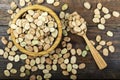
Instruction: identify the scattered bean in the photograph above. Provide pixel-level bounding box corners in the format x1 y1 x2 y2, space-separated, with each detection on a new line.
4 70 10 77
107 31 113 37
112 11 120 17
84 2 91 9
98 24 105 30
97 3 102 10
62 4 69 11
76 48 82 56
109 45 115 53
37 0 44 4
67 64 72 72
70 49 76 55
70 75 77 80
102 7 109 14
0 49 4 55
53 1 60 7
20 0 25 7
82 50 87 57
104 14 111 19
99 40 106 46
96 45 102 50
106 41 112 46
10 68 17 74
1 37 8 45
46 0 54 4
7 63 13 70
79 63 86 69
62 71 69 76
70 56 76 64
103 48 109 56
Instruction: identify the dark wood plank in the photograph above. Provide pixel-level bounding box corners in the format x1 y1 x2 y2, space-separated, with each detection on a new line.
0 0 120 79
0 24 120 79
1 0 120 26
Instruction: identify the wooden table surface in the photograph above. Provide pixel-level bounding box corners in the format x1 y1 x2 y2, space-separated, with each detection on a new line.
0 0 120 79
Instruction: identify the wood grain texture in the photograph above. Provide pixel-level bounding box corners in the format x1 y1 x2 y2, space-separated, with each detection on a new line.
0 0 120 79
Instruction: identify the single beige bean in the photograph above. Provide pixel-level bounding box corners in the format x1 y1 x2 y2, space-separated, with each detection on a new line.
102 7 109 14
38 64 45 70
37 0 44 4
20 54 27 60
46 0 54 4
103 48 109 56
84 2 91 9
30 59 36 66
79 63 86 69
64 59 69 64
9 51 16 56
112 11 120 17
106 41 112 46
63 53 70 59
99 40 106 46
20 66 25 72
98 24 105 30
107 31 113 37
104 14 111 19
96 45 102 50
20 0 25 7
7 42 13 48
20 73 26 77
67 64 72 72
45 58 52 64
58 58 64 64
94 9 100 14
44 73 52 79
59 11 65 19
3 52 8 59
14 55 20 62
62 71 69 76
31 66 38 72
60 63 67 69
10 1 17 10
4 70 10 77
1 36 8 45
72 64 78 69
10 68 17 74
7 63 13 70
53 1 60 6
97 3 102 10
94 14 101 18
96 35 102 42
72 69 77 74
0 49 4 55
100 17 106 24
70 75 77 80
8 56 14 61
70 49 76 55
109 45 115 53
92 18 100 23
52 65 57 71
62 4 69 11
70 56 76 64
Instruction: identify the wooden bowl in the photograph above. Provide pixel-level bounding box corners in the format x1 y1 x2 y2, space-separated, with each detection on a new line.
10 5 62 57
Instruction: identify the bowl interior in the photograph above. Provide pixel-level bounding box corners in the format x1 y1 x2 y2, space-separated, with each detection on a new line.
11 5 62 57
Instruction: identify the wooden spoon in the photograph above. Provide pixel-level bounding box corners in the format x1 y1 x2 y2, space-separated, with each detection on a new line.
78 31 107 70
69 12 107 70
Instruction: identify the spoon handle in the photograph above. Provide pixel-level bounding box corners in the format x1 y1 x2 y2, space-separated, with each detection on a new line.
82 34 107 70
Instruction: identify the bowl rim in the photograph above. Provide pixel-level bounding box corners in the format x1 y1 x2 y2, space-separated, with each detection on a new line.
10 5 62 57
